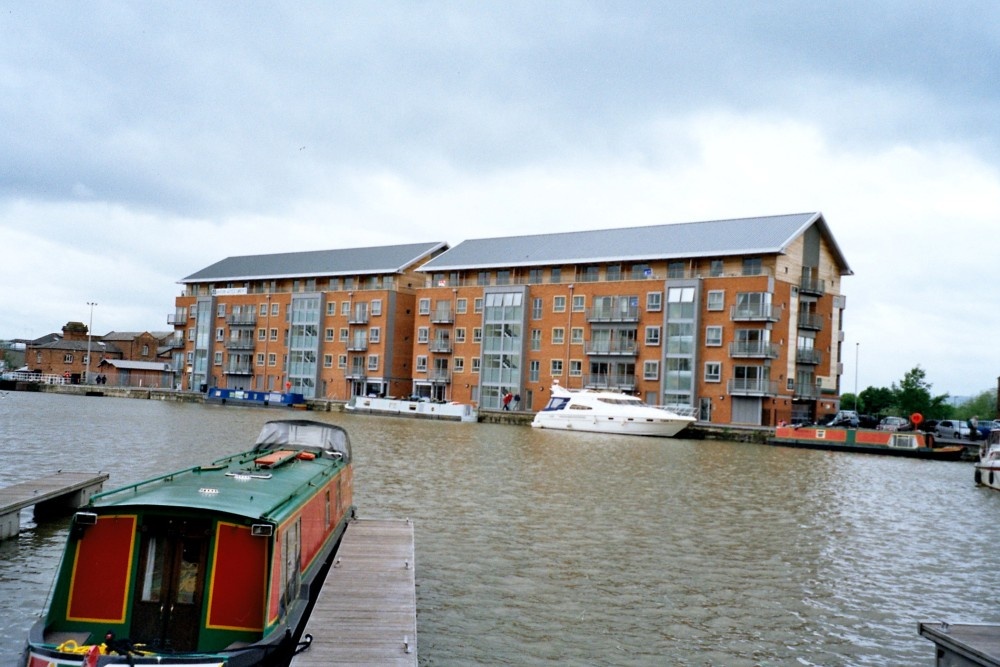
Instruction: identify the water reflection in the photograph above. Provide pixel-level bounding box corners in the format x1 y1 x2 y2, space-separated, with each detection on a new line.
1 392 998 666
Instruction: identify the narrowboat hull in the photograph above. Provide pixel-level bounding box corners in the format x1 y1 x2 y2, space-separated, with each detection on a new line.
22 420 354 667
345 396 478 422
769 426 964 460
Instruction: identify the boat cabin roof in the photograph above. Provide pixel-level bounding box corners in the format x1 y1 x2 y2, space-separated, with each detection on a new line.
89 420 349 523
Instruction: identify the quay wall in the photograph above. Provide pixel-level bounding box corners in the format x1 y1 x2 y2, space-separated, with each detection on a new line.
8 383 765 442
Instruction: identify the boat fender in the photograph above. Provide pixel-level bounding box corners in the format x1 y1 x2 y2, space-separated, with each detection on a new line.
925 433 935 449
975 470 981 485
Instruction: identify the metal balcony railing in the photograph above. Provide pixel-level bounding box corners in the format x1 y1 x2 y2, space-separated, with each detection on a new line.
727 378 779 396
728 341 779 359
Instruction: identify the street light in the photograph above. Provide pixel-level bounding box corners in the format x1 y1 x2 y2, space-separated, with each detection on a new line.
86 302 97 383
854 342 860 409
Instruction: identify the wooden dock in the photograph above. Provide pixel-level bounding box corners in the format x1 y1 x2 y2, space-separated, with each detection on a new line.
293 518 418 666
920 622 1000 666
0 471 109 539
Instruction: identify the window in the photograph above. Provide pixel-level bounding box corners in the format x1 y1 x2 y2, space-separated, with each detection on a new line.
645 326 661 346
553 296 566 313
260 303 268 316
667 287 695 319
646 292 662 312
550 267 561 284
454 357 465 372
63 353 74 363
217 304 226 317
529 360 540 382
572 295 585 312
569 360 583 376
496 270 511 285
418 298 430 315
705 325 723 346
552 328 565 345
323 354 333 368
710 260 724 277
367 355 379 371
704 362 722 383
338 354 347 369
532 298 543 319
371 299 382 316
417 327 429 343
256 353 265 366
271 303 279 316
369 327 380 343
643 360 659 380
416 355 428 372
341 301 350 316
477 271 489 286
631 263 651 279
456 298 468 314
339 328 349 342
215 328 224 342
328 277 341 291
471 358 481 373
582 265 599 282
606 264 621 281
668 261 685 278
742 257 762 276
473 327 483 343
268 353 277 367
213 351 223 365
325 328 334 341
528 268 544 284
571 327 584 344
474 298 483 313
550 359 563 376
455 328 467 343
707 290 724 311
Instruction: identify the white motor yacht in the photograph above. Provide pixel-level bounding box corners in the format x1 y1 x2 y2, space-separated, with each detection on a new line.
531 382 695 437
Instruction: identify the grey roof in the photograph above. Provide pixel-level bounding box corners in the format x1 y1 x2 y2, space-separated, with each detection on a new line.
99 359 172 372
180 241 448 283
419 212 852 275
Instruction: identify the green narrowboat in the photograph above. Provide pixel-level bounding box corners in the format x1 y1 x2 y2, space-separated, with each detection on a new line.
23 419 354 667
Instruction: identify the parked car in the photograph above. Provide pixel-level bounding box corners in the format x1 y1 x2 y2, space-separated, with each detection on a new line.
975 419 1000 440
935 419 970 440
877 416 910 431
824 410 859 428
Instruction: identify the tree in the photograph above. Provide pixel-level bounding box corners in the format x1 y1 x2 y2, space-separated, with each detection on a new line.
891 365 950 419
840 392 860 411
859 386 895 416
956 390 998 421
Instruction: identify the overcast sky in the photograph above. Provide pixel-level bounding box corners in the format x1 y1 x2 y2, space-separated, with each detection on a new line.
2 2 998 397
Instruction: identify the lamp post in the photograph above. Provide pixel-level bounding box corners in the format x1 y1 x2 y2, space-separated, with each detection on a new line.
86 301 97 383
854 342 859 410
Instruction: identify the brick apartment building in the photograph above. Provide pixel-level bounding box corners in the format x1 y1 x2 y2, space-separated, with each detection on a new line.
173 213 852 426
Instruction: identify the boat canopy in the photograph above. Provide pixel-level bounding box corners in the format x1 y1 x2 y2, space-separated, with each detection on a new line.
254 419 352 463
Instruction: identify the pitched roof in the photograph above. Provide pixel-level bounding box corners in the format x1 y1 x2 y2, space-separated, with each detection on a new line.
418 212 852 275
180 241 448 283
98 359 172 371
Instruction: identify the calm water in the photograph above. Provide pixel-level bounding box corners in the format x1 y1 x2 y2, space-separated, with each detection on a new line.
1 391 998 666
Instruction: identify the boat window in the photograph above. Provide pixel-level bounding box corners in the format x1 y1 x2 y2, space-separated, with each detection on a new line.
569 404 593 410
541 397 570 411
141 536 165 602
176 539 201 604
597 397 644 406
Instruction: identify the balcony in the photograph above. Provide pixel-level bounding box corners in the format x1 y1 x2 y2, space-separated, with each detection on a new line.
164 337 185 349
167 312 187 325
585 341 638 356
348 311 369 325
585 374 637 391
224 362 253 375
791 382 821 399
224 338 255 351
430 308 454 324
347 335 368 352
226 313 256 327
796 348 823 365
429 339 453 353
586 305 640 323
429 370 451 384
345 367 367 380
798 313 823 331
799 276 826 296
728 341 779 359
730 304 781 322
727 378 779 397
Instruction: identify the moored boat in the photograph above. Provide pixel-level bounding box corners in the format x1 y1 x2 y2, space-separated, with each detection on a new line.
530 382 696 437
769 425 964 460
205 387 306 408
974 428 1000 490
345 395 478 422
22 419 354 666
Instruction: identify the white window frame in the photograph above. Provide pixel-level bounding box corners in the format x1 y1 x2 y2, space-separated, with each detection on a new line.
705 325 723 347
707 290 725 311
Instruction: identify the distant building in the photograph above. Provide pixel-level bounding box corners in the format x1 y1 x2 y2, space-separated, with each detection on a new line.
173 213 853 426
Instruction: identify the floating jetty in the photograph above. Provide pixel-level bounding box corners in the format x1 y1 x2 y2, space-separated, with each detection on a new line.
0 471 109 539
